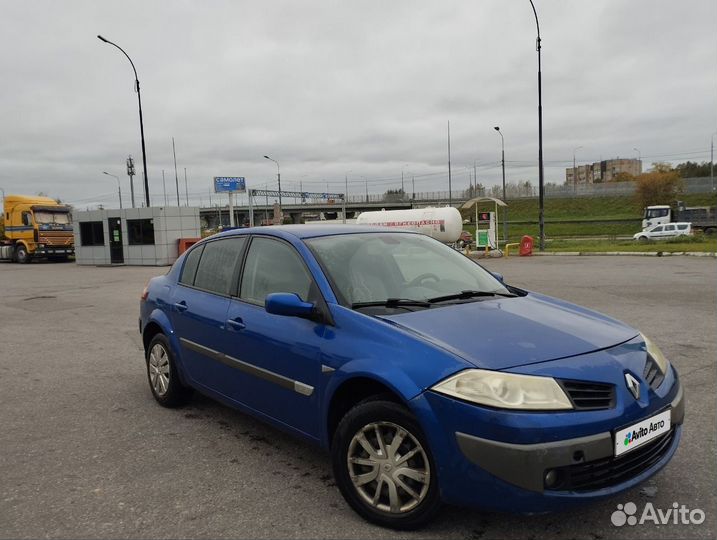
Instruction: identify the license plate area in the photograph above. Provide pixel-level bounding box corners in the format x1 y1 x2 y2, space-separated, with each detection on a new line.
614 409 671 457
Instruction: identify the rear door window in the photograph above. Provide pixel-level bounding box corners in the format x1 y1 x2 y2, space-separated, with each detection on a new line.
664 224 676 232
179 244 204 286
676 224 689 230
193 237 247 295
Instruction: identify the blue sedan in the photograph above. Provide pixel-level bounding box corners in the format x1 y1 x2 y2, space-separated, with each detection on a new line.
139 226 683 529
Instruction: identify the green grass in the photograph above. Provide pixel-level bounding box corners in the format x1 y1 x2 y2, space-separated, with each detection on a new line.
542 236 717 253
462 193 717 242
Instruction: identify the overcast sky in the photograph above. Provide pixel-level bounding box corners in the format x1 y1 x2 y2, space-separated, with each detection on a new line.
1 0 716 209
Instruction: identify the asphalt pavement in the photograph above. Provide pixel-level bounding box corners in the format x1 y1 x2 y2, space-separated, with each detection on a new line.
0 255 714 539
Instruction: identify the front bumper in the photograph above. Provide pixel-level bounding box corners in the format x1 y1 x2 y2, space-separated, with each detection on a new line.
455 382 683 493
35 246 74 256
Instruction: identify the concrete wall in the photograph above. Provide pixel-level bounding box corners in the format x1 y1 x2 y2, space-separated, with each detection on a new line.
73 207 200 266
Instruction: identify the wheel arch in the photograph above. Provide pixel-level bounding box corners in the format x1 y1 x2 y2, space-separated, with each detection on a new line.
324 373 415 449
141 309 190 384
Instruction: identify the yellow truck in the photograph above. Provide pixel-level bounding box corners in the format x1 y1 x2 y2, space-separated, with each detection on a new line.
0 195 75 263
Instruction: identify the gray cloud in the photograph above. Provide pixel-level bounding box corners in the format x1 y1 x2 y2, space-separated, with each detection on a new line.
0 0 715 208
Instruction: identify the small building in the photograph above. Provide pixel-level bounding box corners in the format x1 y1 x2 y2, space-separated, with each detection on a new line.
72 206 200 266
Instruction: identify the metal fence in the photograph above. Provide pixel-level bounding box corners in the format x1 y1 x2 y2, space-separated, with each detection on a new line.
346 177 715 204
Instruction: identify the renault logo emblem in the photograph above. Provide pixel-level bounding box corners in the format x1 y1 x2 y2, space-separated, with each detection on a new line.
625 373 641 400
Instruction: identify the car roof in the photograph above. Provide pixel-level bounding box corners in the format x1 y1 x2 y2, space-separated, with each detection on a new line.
211 224 411 240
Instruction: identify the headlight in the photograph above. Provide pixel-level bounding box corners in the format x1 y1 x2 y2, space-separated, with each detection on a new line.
431 369 573 410
641 333 670 373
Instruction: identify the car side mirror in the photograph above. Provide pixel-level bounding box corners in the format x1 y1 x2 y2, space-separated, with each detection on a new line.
265 292 317 319
491 271 504 283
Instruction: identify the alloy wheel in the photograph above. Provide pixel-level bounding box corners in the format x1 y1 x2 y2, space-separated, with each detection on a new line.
347 421 431 514
148 343 170 396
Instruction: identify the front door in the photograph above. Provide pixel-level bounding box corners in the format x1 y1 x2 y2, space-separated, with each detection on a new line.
109 218 124 263
222 236 326 438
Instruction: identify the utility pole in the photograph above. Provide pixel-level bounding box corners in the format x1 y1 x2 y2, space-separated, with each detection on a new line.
184 168 189 206
573 146 583 195
447 120 452 206
711 134 715 192
126 155 136 208
172 137 180 206
494 127 507 243
412 176 415 200
473 160 478 197
162 170 167 206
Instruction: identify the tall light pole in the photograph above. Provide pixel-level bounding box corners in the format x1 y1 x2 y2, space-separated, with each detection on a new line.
102 171 122 209
494 127 508 243
711 134 716 192
573 145 583 193
97 35 150 208
447 120 453 206
263 155 281 221
172 137 180 206
633 147 641 175
528 1 545 251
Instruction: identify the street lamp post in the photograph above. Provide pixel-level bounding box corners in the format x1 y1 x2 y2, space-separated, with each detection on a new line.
103 171 122 209
573 146 583 194
528 1 545 251
633 147 642 175
263 155 281 222
97 35 150 208
494 127 508 244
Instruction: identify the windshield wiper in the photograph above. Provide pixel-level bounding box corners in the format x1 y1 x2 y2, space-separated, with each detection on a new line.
427 289 516 303
352 298 431 309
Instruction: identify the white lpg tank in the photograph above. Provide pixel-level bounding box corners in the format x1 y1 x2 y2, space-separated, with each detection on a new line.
356 207 462 242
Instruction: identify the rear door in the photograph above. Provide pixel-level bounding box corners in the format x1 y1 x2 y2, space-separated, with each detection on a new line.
662 224 677 238
222 236 327 438
170 236 247 393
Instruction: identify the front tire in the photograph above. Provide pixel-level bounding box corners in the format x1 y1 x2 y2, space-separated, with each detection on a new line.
146 334 193 407
15 244 30 264
331 400 441 529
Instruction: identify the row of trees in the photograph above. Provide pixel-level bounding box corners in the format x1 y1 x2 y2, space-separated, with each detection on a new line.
611 161 712 183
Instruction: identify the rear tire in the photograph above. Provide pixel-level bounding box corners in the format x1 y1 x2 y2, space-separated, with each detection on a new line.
15 245 30 264
146 333 193 407
331 400 441 530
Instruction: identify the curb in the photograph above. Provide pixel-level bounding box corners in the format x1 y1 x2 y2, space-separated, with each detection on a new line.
530 251 717 258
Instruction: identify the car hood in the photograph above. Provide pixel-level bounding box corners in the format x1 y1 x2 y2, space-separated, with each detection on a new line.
378 292 638 370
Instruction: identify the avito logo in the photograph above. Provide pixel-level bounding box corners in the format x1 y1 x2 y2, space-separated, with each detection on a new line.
611 501 705 526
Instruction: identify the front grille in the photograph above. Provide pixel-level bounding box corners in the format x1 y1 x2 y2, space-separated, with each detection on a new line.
560 380 615 410
38 232 73 246
546 428 675 492
643 355 665 390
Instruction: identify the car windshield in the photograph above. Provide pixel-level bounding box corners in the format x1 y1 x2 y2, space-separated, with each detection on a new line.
34 211 71 224
305 232 511 307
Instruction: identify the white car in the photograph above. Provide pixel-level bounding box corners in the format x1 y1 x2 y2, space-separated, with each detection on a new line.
633 222 692 242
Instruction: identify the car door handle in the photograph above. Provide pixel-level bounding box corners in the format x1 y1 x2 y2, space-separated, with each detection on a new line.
174 301 188 312
227 318 246 331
